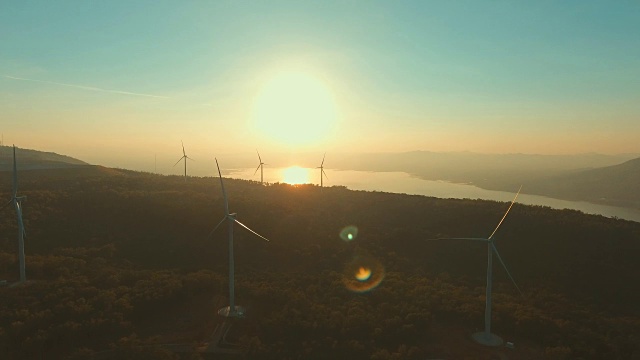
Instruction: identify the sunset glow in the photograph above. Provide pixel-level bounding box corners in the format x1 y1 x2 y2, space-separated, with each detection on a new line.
251 71 338 147
281 166 310 185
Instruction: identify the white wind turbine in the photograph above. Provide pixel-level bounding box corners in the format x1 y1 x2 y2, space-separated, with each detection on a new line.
173 141 194 181
210 158 270 318
3 146 27 283
316 153 328 187
253 150 266 184
430 186 523 346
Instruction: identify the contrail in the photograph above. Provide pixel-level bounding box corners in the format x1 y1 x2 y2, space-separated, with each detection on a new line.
1 74 169 99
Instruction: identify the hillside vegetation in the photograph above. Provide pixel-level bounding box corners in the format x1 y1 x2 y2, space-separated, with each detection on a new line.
0 146 88 171
0 168 639 359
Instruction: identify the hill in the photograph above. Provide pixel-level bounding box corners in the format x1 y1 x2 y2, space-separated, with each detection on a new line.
525 157 640 209
330 151 640 209
0 168 639 359
0 145 88 171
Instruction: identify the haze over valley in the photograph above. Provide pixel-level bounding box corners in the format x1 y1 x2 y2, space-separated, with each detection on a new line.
1 1 640 359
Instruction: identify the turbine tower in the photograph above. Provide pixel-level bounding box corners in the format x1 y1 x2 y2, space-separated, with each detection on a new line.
316 153 328 187
210 158 270 318
253 150 265 184
4 146 27 283
173 141 193 181
430 186 523 346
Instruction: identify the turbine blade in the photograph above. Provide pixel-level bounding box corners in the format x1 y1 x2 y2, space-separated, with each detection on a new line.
186 156 195 161
234 219 270 242
256 150 262 163
208 217 227 238
488 185 522 240
322 169 328 179
321 153 326 167
491 243 523 296
215 158 230 215
253 164 261 176
181 140 186 156
1 199 12 210
425 237 489 242
12 145 18 196
173 157 184 167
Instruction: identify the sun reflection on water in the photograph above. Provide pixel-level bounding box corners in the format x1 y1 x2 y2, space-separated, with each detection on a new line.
281 166 310 185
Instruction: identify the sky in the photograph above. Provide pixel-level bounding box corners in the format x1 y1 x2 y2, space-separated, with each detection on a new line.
1 1 639 172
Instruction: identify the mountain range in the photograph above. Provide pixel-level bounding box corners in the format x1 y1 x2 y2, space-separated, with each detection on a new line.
525 157 640 209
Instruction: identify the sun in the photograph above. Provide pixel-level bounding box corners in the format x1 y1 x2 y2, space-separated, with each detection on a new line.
251 71 338 146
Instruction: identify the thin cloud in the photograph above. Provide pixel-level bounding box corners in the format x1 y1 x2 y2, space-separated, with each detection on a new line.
1 75 169 99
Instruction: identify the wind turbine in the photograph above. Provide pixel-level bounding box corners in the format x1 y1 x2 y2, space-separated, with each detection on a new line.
173 141 194 181
253 150 266 184
429 186 523 346
210 158 270 318
3 146 27 283
316 153 328 187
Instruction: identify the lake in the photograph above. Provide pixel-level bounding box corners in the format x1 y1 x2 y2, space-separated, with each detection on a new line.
227 166 640 223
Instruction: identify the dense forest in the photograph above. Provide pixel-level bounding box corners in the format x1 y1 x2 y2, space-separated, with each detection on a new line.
0 166 639 359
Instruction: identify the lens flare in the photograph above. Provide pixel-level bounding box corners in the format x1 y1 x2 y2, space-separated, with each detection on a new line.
343 255 385 293
355 267 372 281
339 225 359 242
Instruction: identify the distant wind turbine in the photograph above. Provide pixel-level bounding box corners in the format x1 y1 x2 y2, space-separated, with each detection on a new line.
210 158 270 318
429 186 523 346
253 150 266 184
173 141 194 181
316 153 328 187
3 146 27 283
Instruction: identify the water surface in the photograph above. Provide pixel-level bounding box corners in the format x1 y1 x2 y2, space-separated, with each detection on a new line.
228 167 640 223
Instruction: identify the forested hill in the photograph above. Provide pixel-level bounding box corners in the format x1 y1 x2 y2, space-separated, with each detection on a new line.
0 145 88 171
0 168 639 359
525 157 640 209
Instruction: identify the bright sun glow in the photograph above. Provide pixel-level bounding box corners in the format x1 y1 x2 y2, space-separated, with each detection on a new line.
251 71 338 146
281 166 310 185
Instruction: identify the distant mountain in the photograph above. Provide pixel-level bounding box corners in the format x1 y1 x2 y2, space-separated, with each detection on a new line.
328 151 640 208
331 150 638 191
526 157 640 209
0 146 88 171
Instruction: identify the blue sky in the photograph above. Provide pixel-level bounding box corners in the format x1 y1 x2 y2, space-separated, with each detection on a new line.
1 1 639 169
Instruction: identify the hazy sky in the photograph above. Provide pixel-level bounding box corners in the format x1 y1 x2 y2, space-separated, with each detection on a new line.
1 1 639 171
